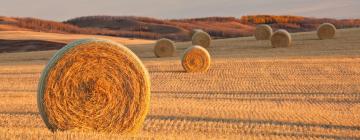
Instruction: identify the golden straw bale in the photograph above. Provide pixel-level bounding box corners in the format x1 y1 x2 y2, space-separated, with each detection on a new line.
37 38 151 134
154 38 176 57
181 45 211 73
254 24 273 40
317 23 336 40
189 29 204 37
271 29 292 48
192 31 212 48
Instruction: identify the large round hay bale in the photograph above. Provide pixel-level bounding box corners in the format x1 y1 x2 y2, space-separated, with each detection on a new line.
37 38 151 134
271 29 292 48
154 38 176 57
192 31 212 48
254 24 273 40
181 45 211 73
189 29 204 37
317 23 336 40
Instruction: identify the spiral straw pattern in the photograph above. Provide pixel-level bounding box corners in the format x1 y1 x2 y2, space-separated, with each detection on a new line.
317 23 336 40
271 29 292 48
154 38 176 57
37 38 151 134
181 45 211 73
254 24 273 40
192 31 212 48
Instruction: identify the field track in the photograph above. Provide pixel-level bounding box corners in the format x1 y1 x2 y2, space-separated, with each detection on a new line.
0 28 359 139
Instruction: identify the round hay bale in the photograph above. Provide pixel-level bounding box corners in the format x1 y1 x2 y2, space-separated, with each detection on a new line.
317 23 336 40
254 24 273 40
154 38 176 57
189 29 204 37
192 31 212 48
181 45 211 73
271 29 292 48
37 38 151 134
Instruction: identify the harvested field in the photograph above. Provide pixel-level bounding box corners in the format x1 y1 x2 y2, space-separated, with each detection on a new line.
0 28 359 139
0 31 154 45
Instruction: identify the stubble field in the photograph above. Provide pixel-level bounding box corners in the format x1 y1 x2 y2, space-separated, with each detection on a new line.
0 28 359 139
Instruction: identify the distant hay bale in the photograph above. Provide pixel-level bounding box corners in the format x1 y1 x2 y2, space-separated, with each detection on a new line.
271 29 292 48
317 23 336 40
254 24 273 40
181 45 211 72
154 38 176 57
189 29 204 37
192 31 212 48
37 38 151 134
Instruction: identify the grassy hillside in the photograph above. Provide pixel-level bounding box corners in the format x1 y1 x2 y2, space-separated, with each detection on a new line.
1 15 360 41
0 31 154 53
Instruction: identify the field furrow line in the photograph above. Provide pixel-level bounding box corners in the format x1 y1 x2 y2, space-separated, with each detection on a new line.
144 115 360 139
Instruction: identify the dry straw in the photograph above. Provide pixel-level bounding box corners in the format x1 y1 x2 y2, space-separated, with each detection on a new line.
154 38 176 57
317 23 336 40
254 24 273 40
37 38 151 134
181 45 211 73
271 29 292 48
192 31 212 48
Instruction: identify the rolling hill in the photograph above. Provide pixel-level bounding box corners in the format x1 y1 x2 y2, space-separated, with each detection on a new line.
0 31 154 53
1 15 360 42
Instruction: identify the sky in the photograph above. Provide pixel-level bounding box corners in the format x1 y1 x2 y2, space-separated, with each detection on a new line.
0 0 359 21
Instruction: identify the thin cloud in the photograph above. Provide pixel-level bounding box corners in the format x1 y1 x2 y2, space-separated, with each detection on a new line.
0 0 359 21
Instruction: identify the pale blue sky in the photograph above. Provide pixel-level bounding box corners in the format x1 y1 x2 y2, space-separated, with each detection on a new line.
0 0 359 21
